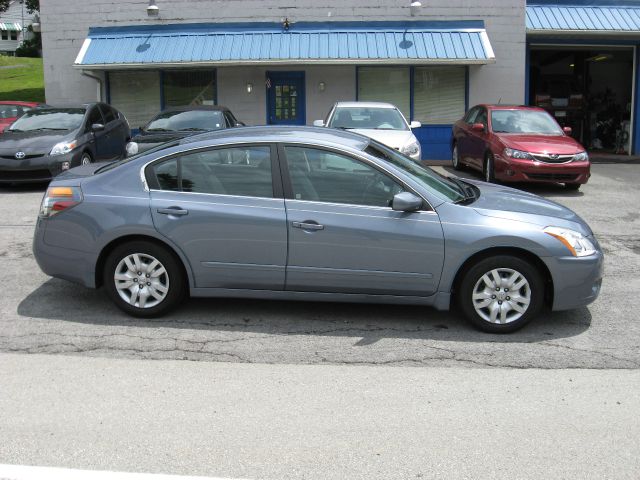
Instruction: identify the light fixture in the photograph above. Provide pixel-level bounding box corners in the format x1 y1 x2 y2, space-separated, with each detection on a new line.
147 0 159 17
246 83 253 94
318 81 326 92
410 1 422 16
569 63 575 67
31 14 41 32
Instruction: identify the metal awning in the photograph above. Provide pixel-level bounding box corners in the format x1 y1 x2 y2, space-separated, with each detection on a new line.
74 21 496 69
0 22 21 31
527 4 640 36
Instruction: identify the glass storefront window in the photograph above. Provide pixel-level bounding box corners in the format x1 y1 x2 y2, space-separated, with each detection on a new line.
357 67 410 119
162 70 216 107
108 71 161 128
413 67 466 125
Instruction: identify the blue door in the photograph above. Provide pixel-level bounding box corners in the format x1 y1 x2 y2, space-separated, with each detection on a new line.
267 72 305 125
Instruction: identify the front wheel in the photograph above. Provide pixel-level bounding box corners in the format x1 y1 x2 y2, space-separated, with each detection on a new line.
483 153 495 183
458 255 545 333
80 152 92 166
452 144 462 170
103 241 186 317
565 183 581 191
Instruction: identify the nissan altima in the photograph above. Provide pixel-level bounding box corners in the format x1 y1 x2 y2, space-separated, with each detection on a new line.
33 126 603 332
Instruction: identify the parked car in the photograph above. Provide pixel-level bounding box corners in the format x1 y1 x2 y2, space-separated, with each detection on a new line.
0 101 46 133
314 101 422 161
33 126 603 333
0 103 130 184
126 105 245 156
452 105 590 190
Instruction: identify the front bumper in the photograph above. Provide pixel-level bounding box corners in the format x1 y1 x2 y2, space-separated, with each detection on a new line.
0 150 84 184
544 250 604 311
495 156 590 185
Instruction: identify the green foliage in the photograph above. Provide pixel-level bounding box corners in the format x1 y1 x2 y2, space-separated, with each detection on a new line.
0 0 9 13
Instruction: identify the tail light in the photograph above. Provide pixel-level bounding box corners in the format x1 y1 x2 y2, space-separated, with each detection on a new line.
39 186 83 218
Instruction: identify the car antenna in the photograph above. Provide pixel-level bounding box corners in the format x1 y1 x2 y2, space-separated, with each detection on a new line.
498 97 502 104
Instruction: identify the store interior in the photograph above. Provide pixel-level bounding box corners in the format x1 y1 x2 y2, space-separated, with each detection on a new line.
529 46 634 155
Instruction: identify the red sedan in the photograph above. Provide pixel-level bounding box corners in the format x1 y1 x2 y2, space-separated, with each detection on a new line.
451 105 590 190
0 101 44 133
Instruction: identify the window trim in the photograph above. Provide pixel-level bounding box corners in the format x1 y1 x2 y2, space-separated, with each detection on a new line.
144 142 283 200
277 142 433 211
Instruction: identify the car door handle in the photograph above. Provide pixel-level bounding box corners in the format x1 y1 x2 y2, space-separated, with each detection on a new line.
157 207 189 216
292 221 324 231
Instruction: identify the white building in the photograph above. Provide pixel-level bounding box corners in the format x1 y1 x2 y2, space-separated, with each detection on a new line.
0 0 33 54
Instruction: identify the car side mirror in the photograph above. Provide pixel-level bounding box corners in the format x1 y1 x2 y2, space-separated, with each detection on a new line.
125 142 139 157
471 122 485 132
313 120 325 127
563 126 572 135
392 192 422 212
91 123 105 131
409 121 421 129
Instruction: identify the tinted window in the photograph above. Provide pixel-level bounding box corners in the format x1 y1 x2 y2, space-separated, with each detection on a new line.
7 108 85 132
475 108 487 128
151 146 273 198
146 110 225 132
464 107 480 124
87 107 104 128
285 146 404 207
223 111 238 127
100 104 116 123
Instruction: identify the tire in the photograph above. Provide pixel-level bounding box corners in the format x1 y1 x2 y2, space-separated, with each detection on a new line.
457 255 545 333
103 241 186 317
80 152 92 166
565 183 581 191
483 153 495 183
452 144 462 170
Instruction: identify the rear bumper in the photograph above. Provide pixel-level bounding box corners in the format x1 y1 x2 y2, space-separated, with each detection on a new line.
0 150 84 184
544 251 604 311
495 156 590 184
32 218 97 288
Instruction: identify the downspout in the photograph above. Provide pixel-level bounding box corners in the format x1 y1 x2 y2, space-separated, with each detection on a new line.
81 70 104 102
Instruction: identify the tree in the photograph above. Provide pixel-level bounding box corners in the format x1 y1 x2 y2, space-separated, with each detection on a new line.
0 1 38 14
0 0 10 13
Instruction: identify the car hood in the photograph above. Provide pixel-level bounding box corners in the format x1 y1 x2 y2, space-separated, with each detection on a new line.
498 134 584 155
463 178 592 235
347 129 415 150
0 129 76 153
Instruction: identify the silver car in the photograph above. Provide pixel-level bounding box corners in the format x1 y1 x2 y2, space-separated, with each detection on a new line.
33 126 603 333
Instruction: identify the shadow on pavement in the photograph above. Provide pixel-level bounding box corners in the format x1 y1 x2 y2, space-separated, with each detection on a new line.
18 278 592 345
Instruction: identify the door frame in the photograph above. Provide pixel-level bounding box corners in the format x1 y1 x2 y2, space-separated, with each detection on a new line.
266 71 306 126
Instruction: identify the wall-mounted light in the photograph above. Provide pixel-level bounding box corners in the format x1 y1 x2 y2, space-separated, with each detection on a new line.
147 0 160 17
318 81 326 92
31 14 41 33
246 83 253 94
410 1 422 16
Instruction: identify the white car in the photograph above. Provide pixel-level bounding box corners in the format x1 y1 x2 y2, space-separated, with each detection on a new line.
314 101 422 161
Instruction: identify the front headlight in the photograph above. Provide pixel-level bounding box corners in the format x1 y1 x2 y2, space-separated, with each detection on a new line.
504 147 533 160
401 141 421 157
50 140 78 156
573 151 589 162
544 226 597 257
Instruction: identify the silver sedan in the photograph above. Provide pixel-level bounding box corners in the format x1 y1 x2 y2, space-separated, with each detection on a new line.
33 126 603 333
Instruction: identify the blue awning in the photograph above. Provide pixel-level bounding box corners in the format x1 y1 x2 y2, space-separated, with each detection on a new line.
527 4 640 35
74 21 495 69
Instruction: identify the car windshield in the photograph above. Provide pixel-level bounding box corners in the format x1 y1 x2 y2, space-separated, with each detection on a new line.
145 110 225 132
364 140 466 203
7 108 85 132
329 107 409 131
490 110 563 135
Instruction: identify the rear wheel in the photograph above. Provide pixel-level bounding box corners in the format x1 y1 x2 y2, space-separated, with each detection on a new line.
565 183 581 191
458 255 545 333
483 153 495 183
103 241 186 317
452 144 462 170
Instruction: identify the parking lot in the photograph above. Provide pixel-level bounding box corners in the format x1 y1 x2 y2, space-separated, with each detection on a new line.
1 162 638 370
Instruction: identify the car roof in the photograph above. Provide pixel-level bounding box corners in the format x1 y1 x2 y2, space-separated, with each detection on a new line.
0 100 43 106
334 101 398 109
177 125 371 150
480 104 547 112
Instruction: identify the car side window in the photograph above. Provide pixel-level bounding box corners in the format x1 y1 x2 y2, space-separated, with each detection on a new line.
284 146 404 207
464 107 480 124
100 104 116 123
149 145 274 198
223 111 237 127
86 107 104 130
475 108 488 129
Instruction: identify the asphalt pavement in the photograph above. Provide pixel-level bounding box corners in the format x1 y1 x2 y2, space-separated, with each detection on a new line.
1 163 639 478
